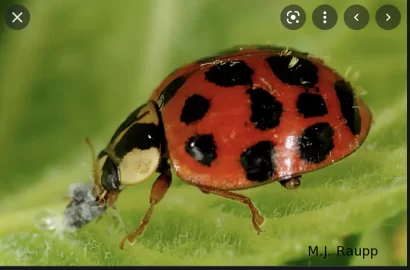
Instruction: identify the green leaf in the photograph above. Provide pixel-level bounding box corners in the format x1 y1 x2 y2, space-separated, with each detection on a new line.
0 0 406 266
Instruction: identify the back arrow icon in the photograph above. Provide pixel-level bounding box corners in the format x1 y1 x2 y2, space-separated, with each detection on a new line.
354 13 359 21
386 13 391 21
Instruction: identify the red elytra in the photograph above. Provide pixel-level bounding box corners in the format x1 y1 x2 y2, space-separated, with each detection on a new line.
151 45 372 190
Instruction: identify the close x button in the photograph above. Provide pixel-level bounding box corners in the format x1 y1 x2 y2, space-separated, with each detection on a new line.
4 5 31 30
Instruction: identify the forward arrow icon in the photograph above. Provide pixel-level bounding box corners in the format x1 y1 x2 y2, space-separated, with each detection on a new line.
386 13 391 21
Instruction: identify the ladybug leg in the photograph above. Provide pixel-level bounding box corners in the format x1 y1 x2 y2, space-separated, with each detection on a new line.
119 160 172 249
199 187 265 234
279 175 301 190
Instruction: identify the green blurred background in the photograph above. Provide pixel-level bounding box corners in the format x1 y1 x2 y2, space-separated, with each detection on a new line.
0 0 407 266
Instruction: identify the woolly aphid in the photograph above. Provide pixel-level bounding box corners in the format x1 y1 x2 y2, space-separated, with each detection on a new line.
64 183 106 229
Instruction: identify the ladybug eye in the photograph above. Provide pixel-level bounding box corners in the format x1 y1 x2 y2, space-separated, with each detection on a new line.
101 157 121 191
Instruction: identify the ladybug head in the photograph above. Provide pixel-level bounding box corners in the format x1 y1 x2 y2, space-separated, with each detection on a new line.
87 101 165 205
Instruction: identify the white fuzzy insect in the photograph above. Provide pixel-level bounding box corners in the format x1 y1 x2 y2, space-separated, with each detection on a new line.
63 183 106 229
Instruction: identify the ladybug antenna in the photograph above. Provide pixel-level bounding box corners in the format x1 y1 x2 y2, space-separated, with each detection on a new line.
85 137 99 188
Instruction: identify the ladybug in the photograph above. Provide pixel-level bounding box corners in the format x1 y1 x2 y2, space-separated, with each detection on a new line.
79 45 372 249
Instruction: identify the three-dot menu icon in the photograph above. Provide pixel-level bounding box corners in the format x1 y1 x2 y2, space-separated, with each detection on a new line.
312 5 338 30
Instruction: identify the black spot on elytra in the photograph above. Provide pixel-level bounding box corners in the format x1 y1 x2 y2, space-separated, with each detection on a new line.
334 80 361 135
246 88 283 131
266 55 318 87
297 93 328 118
180 94 210 125
240 141 276 181
101 157 121 191
298 122 334 164
114 123 162 159
185 134 217 166
205 60 254 87
158 76 186 108
109 103 146 143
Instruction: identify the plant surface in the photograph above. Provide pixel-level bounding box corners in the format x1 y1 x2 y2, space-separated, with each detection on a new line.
0 0 406 266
